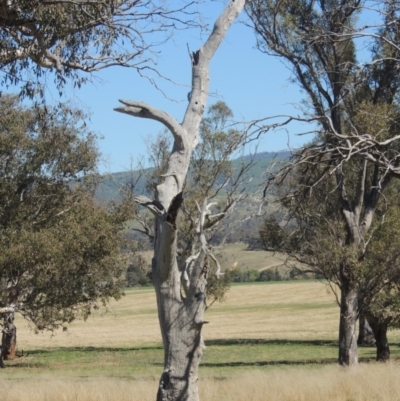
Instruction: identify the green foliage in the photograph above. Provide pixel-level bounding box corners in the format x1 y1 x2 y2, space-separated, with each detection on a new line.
0 1 199 98
126 255 152 287
205 259 233 306
0 95 131 331
226 268 287 283
259 215 287 251
247 0 358 124
182 102 254 302
362 198 400 327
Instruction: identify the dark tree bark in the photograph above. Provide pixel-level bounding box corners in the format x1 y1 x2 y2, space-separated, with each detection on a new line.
369 317 390 362
0 347 4 368
1 313 17 361
357 314 376 345
0 308 17 368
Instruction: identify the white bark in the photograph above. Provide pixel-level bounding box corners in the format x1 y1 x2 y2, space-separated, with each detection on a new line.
0 307 16 315
115 1 247 400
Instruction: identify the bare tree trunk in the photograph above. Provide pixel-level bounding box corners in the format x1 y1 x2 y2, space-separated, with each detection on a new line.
338 195 376 366
0 346 4 368
338 280 359 366
368 317 390 362
0 308 17 367
153 204 208 401
2 313 16 360
155 278 206 401
357 314 375 346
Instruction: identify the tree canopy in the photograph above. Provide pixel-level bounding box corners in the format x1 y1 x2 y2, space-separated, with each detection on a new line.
0 95 131 340
247 0 400 366
0 0 201 97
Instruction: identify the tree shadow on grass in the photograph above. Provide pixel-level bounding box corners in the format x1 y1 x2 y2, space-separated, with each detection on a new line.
205 338 338 347
4 361 46 369
22 344 164 356
201 357 376 368
199 339 376 367
201 359 338 367
14 340 382 370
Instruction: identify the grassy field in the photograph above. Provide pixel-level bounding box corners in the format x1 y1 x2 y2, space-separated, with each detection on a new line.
140 242 288 272
3 281 400 400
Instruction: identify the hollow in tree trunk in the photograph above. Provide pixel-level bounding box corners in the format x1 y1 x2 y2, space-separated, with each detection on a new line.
338 280 358 366
368 317 390 362
357 314 375 346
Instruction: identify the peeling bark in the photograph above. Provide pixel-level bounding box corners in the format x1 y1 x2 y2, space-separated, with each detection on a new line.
115 1 246 399
338 278 358 366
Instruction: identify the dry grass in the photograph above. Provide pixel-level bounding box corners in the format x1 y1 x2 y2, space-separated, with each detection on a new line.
204 281 339 341
8 280 400 400
140 243 287 272
15 281 339 350
214 242 288 271
3 364 400 401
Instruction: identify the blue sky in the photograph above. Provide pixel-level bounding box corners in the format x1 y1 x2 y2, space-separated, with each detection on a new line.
52 1 314 173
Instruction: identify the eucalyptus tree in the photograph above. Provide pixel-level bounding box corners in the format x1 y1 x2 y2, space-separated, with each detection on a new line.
362 200 400 362
261 163 400 363
0 0 201 97
115 2 247 400
0 95 132 368
246 0 400 366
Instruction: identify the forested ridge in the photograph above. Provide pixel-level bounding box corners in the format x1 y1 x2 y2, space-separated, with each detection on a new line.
96 150 290 201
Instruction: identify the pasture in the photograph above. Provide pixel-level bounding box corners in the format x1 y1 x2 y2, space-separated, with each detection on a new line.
3 280 400 401
140 242 288 272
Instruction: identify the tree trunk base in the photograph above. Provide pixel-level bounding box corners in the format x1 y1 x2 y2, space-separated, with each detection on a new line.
2 313 17 361
369 318 390 362
338 286 358 366
357 315 375 346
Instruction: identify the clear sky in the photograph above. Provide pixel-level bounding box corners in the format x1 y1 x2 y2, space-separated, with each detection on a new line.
52 1 314 173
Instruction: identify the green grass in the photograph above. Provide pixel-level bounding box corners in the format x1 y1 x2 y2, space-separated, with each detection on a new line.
3 338 395 381
4 280 400 401
4 280 400 392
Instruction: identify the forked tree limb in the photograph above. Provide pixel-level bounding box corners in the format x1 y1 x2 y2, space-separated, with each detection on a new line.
115 101 187 150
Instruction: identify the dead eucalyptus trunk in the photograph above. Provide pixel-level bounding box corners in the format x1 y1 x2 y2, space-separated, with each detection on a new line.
115 2 246 399
368 317 390 362
155 258 207 401
152 200 209 401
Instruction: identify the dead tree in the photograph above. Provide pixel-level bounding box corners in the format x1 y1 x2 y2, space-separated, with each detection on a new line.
115 2 247 400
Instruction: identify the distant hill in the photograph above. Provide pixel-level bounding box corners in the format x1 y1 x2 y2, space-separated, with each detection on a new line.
242 150 292 161
96 150 290 202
